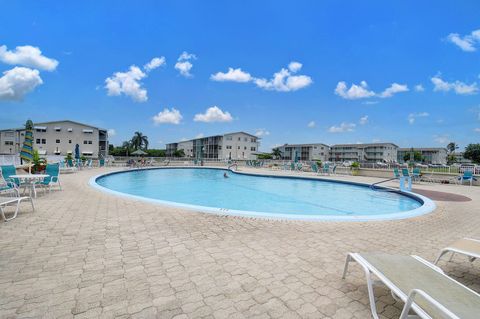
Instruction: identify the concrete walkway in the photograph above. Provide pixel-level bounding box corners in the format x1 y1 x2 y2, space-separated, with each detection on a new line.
1 167 479 318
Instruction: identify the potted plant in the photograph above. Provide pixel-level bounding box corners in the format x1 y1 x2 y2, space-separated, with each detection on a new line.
351 161 360 176
31 149 47 174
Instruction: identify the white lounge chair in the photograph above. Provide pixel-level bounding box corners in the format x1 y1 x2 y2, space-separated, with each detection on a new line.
342 252 480 319
0 196 35 221
435 238 480 265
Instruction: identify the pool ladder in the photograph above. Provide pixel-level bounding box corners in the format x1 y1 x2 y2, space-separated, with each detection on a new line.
370 178 398 192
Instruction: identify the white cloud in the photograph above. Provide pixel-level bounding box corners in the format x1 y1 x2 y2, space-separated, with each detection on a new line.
152 108 183 125
335 81 408 99
143 57 166 72
210 68 252 82
362 101 379 105
0 67 43 101
107 129 116 137
0 45 58 71
105 66 147 102
195 133 204 138
328 122 356 133
211 61 312 92
378 83 409 98
254 64 312 92
414 84 425 92
431 75 478 95
254 128 270 137
288 61 302 72
408 112 429 124
434 135 450 145
446 29 480 52
334 81 375 99
193 106 233 123
474 128 480 133
359 115 368 125
307 121 316 128
175 51 196 77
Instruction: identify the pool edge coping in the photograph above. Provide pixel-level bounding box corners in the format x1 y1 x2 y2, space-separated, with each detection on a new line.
88 166 437 222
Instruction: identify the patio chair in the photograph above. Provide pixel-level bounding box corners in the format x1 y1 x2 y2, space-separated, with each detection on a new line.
457 171 476 186
99 159 105 167
0 168 19 196
401 168 410 177
412 168 422 183
0 196 35 221
393 168 401 179
343 252 480 319
310 163 319 173
434 238 480 265
37 163 61 193
322 163 330 175
0 165 20 187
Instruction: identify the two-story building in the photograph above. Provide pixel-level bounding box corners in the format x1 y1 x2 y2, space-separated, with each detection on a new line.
277 143 330 162
329 143 398 163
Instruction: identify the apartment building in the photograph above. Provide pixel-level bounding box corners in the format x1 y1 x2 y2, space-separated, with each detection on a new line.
397 148 448 164
0 120 108 158
277 143 330 162
166 132 260 160
329 143 398 163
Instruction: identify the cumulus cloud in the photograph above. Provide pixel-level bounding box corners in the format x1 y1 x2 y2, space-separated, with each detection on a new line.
152 108 183 125
434 135 450 145
0 45 58 71
446 29 480 52
211 61 312 92
328 122 356 133
195 133 204 138
175 51 196 77
431 75 478 95
0 67 43 101
359 115 368 125
105 66 147 102
474 128 480 133
307 121 316 128
210 68 252 82
378 83 409 98
335 81 408 99
254 128 270 137
408 112 429 124
414 84 425 92
254 64 312 92
107 129 116 137
194 106 233 123
334 81 375 99
143 57 166 72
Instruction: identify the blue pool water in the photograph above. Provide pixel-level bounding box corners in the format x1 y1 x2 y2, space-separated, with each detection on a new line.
93 168 430 220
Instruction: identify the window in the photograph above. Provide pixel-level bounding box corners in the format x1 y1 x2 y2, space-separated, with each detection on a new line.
69 140 72 144
237 146 240 149
88 141 92 144
251 138 256 143
244 146 247 150
244 137 248 142
251 147 256 151
56 139 60 143
36 139 46 144
226 136 232 141
83 140 88 144
35 128 47 133
226 145 232 150
238 137 241 141
41 139 46 144
36 138 40 144
4 141 13 145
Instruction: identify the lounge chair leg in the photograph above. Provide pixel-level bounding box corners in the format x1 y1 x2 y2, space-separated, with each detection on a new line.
434 249 450 265
342 254 353 279
448 252 455 262
364 268 380 319
0 207 6 221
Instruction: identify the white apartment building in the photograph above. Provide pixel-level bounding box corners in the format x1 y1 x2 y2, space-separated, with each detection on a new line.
330 143 398 163
0 120 108 158
277 143 330 162
166 132 260 160
397 148 448 164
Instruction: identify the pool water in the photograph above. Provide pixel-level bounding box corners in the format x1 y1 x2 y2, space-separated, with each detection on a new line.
94 168 428 220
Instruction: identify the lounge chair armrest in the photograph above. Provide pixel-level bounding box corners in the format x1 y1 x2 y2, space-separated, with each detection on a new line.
6 181 17 189
399 289 460 319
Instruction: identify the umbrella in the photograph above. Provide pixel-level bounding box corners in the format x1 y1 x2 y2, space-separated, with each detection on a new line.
75 144 80 160
20 120 34 168
131 149 147 156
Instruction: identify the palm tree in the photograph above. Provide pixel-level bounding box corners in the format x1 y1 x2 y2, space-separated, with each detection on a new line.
130 131 149 150
446 142 458 154
122 141 133 156
272 148 282 159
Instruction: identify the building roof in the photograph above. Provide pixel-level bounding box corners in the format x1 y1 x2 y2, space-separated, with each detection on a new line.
280 143 330 148
331 142 399 148
167 131 259 144
0 120 106 132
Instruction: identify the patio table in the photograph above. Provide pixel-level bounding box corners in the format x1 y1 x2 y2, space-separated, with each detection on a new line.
10 174 49 198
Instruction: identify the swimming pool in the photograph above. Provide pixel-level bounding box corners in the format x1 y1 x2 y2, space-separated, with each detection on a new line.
91 168 435 221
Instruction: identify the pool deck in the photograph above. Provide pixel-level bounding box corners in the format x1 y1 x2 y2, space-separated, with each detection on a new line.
1 166 479 318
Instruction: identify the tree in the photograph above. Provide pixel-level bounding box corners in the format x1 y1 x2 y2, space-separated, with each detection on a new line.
174 149 185 157
464 144 480 164
257 153 273 159
271 148 282 159
130 131 149 150
446 142 458 154
403 148 423 162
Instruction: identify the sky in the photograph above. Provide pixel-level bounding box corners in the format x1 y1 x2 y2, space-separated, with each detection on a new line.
0 1 479 151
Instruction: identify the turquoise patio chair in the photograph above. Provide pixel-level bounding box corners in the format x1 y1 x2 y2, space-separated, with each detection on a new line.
310 163 319 173
458 170 477 186
412 168 422 182
38 163 61 192
290 162 295 171
99 159 105 167
401 168 410 177
0 167 19 196
393 168 401 178
322 163 330 175
0 165 20 187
